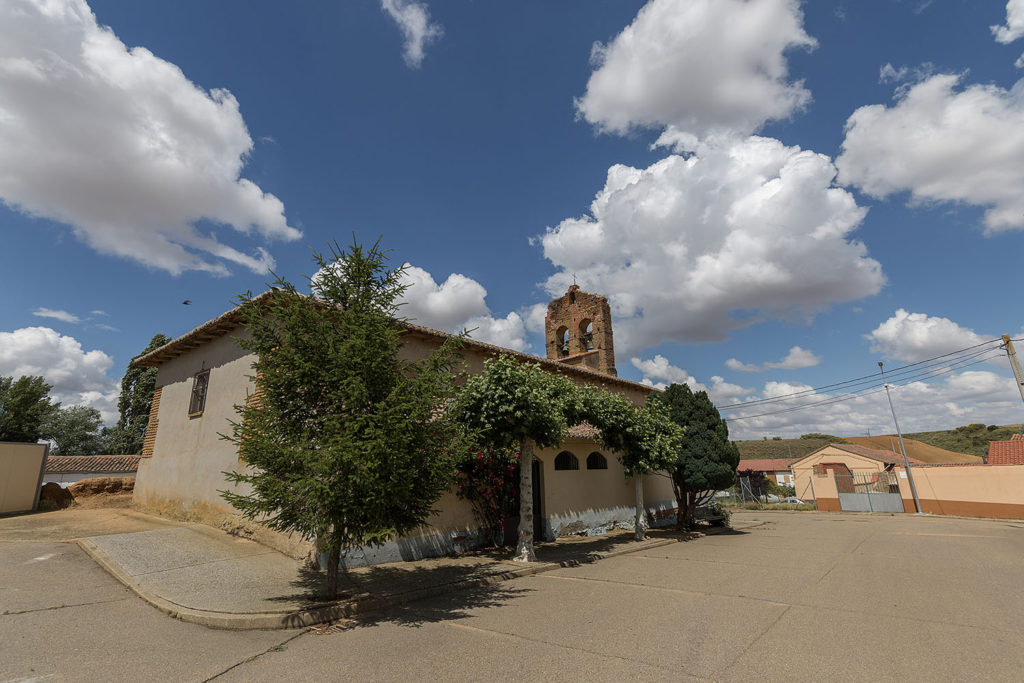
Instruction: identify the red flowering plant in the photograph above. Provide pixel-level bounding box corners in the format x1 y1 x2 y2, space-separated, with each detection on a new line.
456 443 520 547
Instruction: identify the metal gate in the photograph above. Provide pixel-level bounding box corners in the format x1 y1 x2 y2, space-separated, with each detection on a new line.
836 472 904 512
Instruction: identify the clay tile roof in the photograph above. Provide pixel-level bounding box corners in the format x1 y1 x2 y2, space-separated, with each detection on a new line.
44 455 141 475
1010 433 1024 441
989 439 1024 465
738 458 800 473
133 291 657 395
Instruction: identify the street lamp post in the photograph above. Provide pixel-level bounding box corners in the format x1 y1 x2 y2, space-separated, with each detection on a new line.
879 362 922 514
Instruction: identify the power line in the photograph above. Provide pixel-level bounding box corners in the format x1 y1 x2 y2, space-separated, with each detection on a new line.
723 352 1004 422
719 341 1001 411
718 339 1002 412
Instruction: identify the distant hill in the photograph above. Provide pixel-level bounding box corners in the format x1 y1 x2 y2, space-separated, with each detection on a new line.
903 423 1023 460
735 431 985 464
735 436 848 461
844 436 981 464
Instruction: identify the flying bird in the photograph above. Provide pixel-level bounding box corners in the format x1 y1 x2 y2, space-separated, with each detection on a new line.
182 300 192 305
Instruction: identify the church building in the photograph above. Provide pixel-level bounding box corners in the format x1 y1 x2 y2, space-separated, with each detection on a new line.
132 286 677 566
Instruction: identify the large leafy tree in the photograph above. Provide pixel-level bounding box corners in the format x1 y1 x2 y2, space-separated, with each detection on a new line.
457 355 580 562
0 376 57 443
43 405 105 455
648 383 739 529
106 333 169 454
222 240 468 597
584 391 683 541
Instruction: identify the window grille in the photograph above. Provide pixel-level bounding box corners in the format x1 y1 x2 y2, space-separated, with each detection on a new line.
189 370 210 416
554 451 579 471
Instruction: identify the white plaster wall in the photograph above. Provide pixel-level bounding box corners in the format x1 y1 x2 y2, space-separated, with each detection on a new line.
534 439 677 539
134 332 256 510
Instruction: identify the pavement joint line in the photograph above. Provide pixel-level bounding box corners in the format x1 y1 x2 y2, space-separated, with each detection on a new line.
75 523 752 630
443 621 696 679
807 528 877 590
538 573 791 609
545 571 1024 639
714 603 794 679
624 552 828 571
203 631 307 681
1 596 130 617
774 596 1024 637
127 550 283 578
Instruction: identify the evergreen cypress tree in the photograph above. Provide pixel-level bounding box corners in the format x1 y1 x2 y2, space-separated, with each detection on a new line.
222 240 467 596
648 383 739 528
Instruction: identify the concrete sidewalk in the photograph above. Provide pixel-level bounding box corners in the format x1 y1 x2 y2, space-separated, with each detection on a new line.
79 520 760 630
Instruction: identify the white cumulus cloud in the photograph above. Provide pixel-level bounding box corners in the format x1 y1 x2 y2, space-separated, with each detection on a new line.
631 354 756 402
0 0 299 275
768 346 821 369
396 265 529 351
837 73 1024 233
462 312 529 351
0 326 119 422
728 345 821 372
866 310 991 363
992 0 1024 44
33 308 81 324
540 135 884 354
631 355 696 385
380 0 443 68
576 0 816 147
399 266 489 331
720 371 1021 440
726 358 761 373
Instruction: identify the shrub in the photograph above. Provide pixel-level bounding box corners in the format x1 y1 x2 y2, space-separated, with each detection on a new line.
456 444 520 547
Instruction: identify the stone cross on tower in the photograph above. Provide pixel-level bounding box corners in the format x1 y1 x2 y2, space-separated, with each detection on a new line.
544 285 617 376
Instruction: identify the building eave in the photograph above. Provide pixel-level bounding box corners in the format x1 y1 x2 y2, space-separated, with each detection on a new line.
134 292 658 395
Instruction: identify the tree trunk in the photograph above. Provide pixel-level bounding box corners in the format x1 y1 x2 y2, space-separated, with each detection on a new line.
685 491 697 529
514 438 537 562
672 477 687 531
634 474 646 541
325 536 341 598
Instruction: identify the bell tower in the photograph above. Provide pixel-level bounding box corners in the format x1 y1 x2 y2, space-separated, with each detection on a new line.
544 285 617 376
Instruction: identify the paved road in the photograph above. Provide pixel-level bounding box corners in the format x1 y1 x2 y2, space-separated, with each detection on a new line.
3 510 1024 681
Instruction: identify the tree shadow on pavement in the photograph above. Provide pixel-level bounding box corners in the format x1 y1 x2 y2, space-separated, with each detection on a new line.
273 561 533 628
275 525 743 628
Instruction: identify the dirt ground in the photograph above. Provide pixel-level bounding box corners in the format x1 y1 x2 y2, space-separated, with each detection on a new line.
0 507 182 542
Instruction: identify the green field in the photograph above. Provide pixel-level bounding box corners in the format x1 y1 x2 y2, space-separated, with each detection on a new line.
904 423 1023 459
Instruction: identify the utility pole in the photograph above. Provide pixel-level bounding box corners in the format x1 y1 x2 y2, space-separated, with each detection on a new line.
1001 335 1024 414
879 362 922 514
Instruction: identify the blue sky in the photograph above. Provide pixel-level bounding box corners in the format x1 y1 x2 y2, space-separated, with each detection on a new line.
3 0 1024 439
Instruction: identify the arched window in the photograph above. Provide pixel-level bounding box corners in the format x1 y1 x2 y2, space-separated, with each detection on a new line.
586 452 607 470
556 326 570 357
554 451 579 471
579 319 594 351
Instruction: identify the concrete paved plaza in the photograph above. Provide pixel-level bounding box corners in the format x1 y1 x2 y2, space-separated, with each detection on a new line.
3 510 1024 681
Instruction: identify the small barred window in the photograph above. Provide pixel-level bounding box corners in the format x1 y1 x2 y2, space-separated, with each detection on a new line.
189 370 210 416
